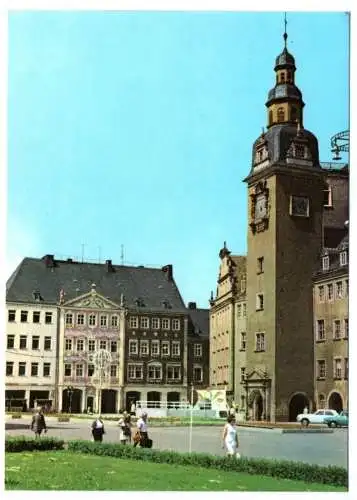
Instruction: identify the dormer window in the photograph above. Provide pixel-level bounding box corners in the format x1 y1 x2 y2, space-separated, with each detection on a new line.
322 256 329 271
340 251 348 267
33 291 43 302
294 143 305 158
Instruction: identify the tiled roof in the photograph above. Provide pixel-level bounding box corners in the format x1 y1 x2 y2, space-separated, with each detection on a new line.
188 308 209 338
6 256 187 313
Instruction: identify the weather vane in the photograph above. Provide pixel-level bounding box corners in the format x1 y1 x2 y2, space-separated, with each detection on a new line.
283 12 288 48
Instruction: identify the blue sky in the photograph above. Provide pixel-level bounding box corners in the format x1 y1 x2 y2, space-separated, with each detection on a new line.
7 11 349 308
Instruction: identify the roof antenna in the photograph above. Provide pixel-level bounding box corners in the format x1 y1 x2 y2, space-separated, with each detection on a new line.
283 12 288 48
121 244 124 265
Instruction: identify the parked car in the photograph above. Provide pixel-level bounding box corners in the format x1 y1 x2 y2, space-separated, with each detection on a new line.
296 409 338 426
324 410 348 428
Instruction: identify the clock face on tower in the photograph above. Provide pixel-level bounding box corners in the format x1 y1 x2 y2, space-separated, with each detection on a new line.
290 195 310 217
255 194 267 220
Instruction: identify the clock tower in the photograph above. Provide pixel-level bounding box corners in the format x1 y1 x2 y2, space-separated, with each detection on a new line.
243 28 325 422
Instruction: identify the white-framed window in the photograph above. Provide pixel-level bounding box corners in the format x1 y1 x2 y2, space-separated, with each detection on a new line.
194 343 202 357
140 340 149 356
129 339 138 355
242 303 247 317
322 256 329 271
88 339 96 352
333 320 341 340
317 360 326 379
327 284 333 301
19 335 27 349
335 281 343 299
32 336 39 350
172 341 180 356
33 311 40 323
8 310 16 322
316 320 325 341
240 367 246 382
323 186 332 207
76 339 84 351
75 364 83 377
172 319 180 331
140 316 149 329
344 318 349 339
99 340 107 350
162 341 170 356
45 312 53 324
255 333 265 352
340 251 348 266
148 363 162 380
89 314 96 326
64 364 71 376
44 336 52 350
18 362 26 376
151 340 160 356
77 313 85 326
333 358 342 379
193 365 203 382
31 362 39 376
240 332 246 351
167 364 181 380
128 363 143 380
65 338 72 351
20 310 28 322
111 315 119 328
43 363 51 377
110 365 117 377
162 318 170 330
88 364 95 376
318 285 325 302
237 304 241 318
152 318 160 329
130 316 138 328
256 293 264 311
100 315 108 327
66 313 73 327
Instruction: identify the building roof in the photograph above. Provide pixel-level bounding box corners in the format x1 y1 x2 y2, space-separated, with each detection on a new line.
188 307 209 338
6 256 187 313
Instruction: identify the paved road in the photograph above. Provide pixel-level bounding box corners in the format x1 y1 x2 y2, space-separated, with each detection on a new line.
5 418 348 468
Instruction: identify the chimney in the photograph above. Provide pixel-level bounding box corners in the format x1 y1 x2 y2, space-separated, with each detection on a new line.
162 264 173 281
106 259 114 272
188 302 197 310
42 254 55 268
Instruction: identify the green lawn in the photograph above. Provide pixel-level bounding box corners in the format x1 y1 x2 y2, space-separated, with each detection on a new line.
5 451 346 491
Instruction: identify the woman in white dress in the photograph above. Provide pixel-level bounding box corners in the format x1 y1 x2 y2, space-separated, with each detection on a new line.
222 415 240 457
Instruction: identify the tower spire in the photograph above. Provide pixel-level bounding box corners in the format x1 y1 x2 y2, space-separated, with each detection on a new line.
283 12 288 48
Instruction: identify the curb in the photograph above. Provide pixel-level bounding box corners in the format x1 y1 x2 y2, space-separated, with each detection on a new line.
282 429 334 434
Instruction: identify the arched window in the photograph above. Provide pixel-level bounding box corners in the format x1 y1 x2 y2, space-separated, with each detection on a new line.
291 106 298 122
277 107 285 122
269 110 273 126
280 72 285 83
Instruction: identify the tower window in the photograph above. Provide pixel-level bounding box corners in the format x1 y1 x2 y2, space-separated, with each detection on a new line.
269 110 273 126
277 108 285 122
294 144 305 158
287 71 292 82
323 187 332 207
291 106 298 122
280 73 285 83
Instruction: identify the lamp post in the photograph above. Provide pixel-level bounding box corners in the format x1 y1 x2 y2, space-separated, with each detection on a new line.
67 385 74 414
189 382 194 453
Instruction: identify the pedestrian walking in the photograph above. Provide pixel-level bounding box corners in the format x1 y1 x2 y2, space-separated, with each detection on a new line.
222 415 240 458
118 411 132 445
91 416 105 442
133 412 152 448
30 407 47 438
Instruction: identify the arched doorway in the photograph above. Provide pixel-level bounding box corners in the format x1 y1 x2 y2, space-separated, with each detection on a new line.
249 390 263 421
167 392 180 408
147 391 161 409
289 393 309 422
328 392 343 412
126 391 141 412
101 389 116 414
62 388 82 413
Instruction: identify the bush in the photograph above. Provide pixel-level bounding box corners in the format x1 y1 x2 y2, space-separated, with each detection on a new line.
6 436 65 453
67 440 347 488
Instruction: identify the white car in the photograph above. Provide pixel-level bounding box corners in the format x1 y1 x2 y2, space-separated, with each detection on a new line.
296 409 338 426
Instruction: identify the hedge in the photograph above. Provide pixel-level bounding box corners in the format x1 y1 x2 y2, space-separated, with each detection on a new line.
67 440 348 488
5 436 65 453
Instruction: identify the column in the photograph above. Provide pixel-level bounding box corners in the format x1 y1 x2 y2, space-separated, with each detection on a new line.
81 388 87 413
116 388 122 413
25 389 30 410
58 387 63 413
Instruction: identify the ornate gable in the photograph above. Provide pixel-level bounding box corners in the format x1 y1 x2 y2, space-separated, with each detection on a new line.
62 287 122 310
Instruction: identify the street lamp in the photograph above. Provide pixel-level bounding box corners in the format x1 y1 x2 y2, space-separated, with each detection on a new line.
67 385 74 414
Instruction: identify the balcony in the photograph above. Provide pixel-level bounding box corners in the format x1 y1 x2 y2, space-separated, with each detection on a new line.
63 376 120 386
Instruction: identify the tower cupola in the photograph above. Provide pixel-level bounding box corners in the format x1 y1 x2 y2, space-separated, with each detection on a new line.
266 22 304 128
